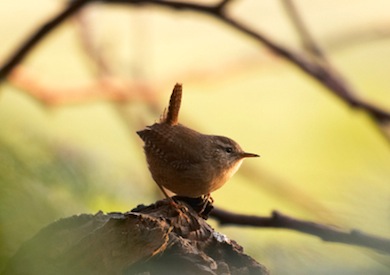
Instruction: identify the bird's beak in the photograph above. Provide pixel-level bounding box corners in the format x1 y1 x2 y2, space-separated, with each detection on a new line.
242 152 260 158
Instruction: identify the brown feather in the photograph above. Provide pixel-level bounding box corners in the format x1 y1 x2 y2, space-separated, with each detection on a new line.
164 83 182 125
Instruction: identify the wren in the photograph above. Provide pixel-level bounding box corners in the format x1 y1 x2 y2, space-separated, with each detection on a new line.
137 83 259 198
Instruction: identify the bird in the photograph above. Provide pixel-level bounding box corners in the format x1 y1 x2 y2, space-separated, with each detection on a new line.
137 83 259 199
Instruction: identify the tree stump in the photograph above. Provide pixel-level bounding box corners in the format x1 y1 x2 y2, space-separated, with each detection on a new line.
2 199 268 275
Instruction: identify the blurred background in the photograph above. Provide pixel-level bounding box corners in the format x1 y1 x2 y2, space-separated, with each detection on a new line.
1 0 390 273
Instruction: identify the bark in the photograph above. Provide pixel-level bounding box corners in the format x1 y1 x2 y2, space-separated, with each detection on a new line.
2 199 268 275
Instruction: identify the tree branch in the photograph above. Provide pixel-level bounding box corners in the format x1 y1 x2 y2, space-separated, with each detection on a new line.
211 207 390 254
1 0 390 129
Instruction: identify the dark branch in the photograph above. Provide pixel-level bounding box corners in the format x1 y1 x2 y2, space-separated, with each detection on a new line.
1 0 389 129
211 207 390 254
279 0 390 127
213 10 390 125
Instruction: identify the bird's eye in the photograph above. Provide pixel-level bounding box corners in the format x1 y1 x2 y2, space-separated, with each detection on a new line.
225 147 233 153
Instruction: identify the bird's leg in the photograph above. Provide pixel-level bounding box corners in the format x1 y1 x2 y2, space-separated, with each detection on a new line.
156 183 177 204
155 183 190 214
156 183 172 200
207 194 214 204
198 193 213 216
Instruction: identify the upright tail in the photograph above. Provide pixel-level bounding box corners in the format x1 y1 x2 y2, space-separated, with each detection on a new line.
164 83 182 125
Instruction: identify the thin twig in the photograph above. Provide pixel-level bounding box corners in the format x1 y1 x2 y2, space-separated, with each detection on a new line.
212 8 390 125
279 0 390 143
280 0 326 59
211 207 390 254
75 9 113 76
